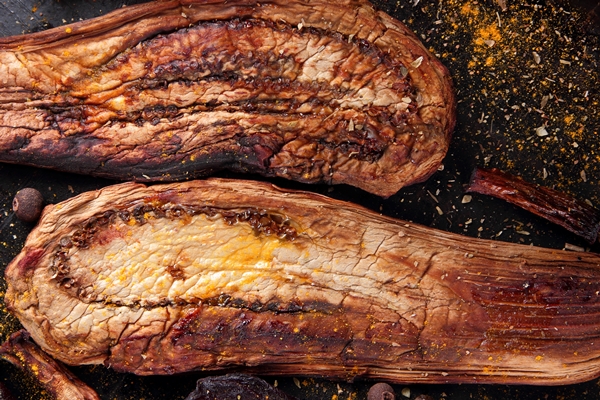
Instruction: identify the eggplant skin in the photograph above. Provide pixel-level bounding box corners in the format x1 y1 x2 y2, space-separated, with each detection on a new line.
467 167 600 244
0 0 455 197
5 178 600 385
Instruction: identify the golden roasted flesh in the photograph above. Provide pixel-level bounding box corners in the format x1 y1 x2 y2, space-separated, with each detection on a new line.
0 0 455 197
5 179 600 384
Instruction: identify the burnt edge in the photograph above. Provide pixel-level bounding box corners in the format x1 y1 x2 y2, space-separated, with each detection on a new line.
49 203 298 306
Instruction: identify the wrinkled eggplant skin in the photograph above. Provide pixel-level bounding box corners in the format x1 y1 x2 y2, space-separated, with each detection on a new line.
0 0 455 197
5 179 600 386
184 374 298 400
467 167 600 243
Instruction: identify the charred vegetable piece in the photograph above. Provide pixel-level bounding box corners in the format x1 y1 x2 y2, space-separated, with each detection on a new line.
5 179 600 385
467 167 600 244
184 374 297 400
0 330 100 400
0 0 455 197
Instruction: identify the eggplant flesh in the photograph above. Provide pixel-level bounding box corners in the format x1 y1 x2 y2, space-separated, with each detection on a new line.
4 178 600 385
0 0 455 197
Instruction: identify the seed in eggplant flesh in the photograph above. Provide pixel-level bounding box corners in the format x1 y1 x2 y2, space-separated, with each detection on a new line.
12 188 44 223
367 382 396 400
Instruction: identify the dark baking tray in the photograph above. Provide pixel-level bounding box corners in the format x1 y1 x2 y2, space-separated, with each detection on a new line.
1 0 599 399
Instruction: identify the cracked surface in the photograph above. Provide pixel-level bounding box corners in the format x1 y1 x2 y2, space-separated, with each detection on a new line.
5 179 600 384
0 0 455 197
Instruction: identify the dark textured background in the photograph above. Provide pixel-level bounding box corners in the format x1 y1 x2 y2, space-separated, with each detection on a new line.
0 0 599 399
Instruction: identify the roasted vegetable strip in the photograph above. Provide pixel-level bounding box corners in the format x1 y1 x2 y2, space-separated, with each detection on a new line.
0 0 455 197
467 167 600 243
0 330 100 400
5 178 600 385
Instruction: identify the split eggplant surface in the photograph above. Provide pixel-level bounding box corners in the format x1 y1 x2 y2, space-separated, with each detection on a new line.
5 179 600 385
0 0 455 197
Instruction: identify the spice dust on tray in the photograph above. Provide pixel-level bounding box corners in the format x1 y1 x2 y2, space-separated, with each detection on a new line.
384 0 599 204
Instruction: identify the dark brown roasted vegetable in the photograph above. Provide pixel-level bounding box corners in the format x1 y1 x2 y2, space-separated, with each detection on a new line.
184 373 297 400
5 178 600 385
0 330 100 400
0 0 455 197
467 167 600 244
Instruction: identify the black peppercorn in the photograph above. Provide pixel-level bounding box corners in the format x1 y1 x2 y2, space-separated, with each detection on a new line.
367 382 395 400
13 188 44 223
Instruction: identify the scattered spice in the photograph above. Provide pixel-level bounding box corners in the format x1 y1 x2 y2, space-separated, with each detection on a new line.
535 126 549 137
410 56 424 68
404 0 599 206
564 242 585 252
